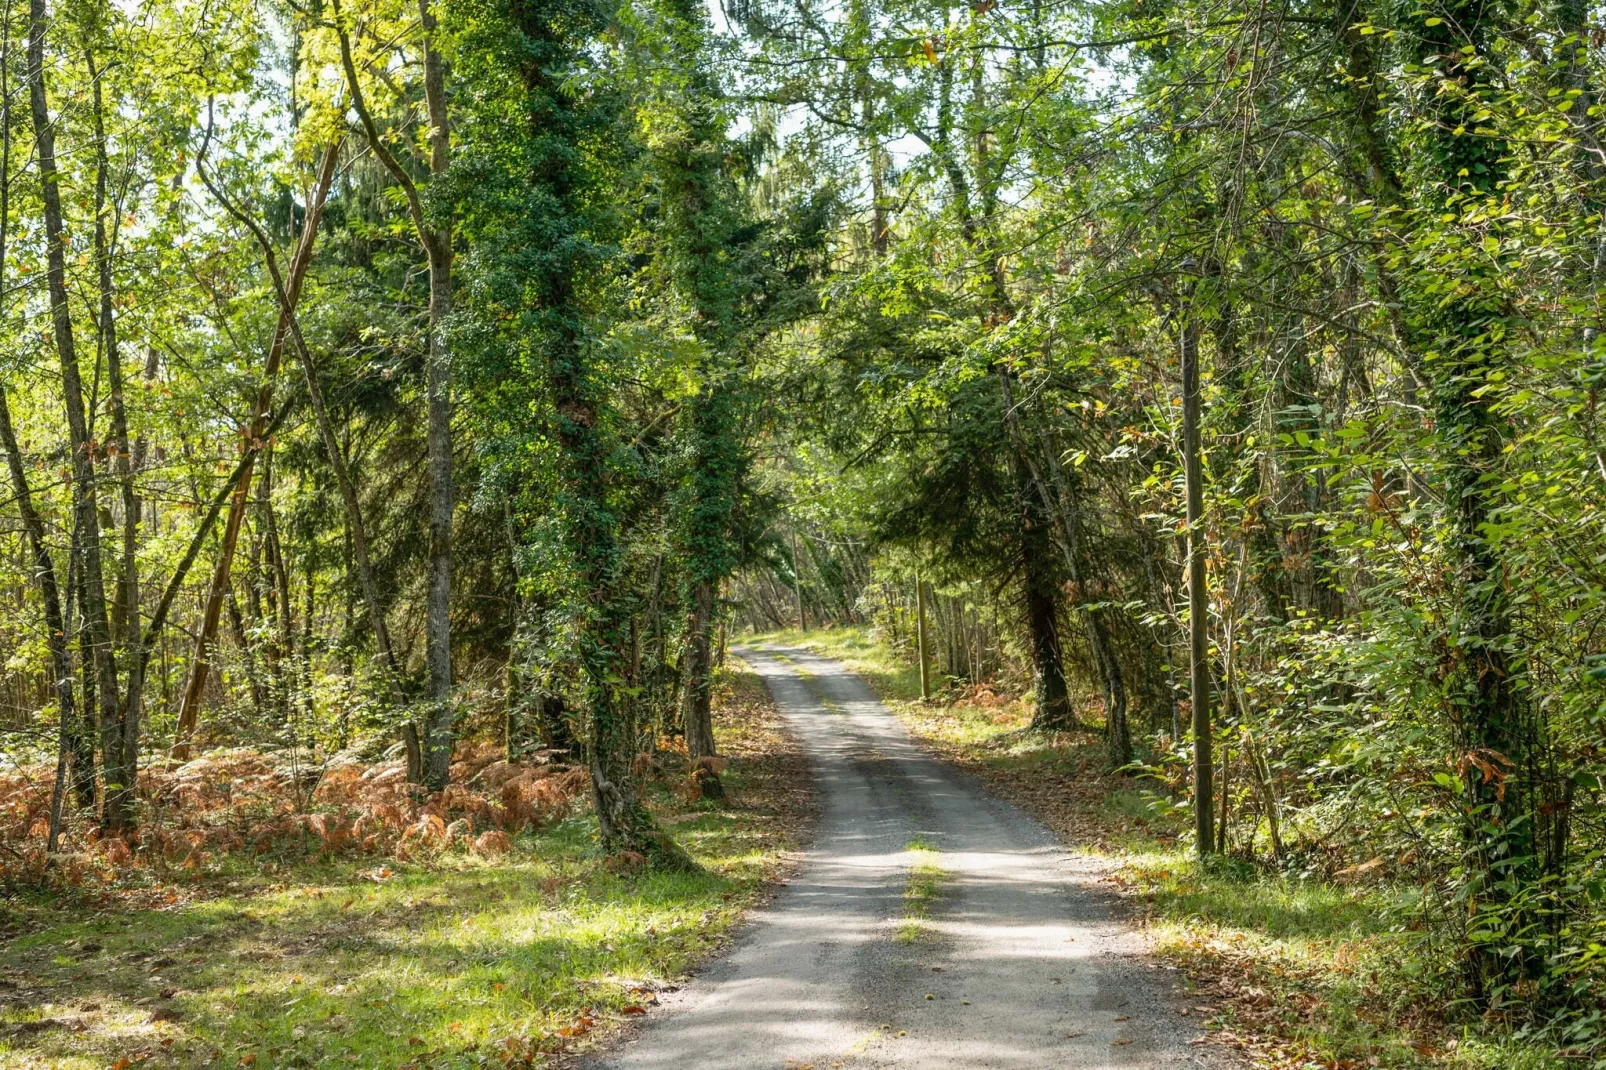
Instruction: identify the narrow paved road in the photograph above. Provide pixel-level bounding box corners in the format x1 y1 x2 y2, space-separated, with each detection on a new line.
592 646 1228 1069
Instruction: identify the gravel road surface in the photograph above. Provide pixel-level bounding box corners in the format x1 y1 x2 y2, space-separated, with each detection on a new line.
590 645 1233 1070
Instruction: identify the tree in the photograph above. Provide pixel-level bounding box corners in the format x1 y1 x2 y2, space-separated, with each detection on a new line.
332 0 458 789
452 0 692 864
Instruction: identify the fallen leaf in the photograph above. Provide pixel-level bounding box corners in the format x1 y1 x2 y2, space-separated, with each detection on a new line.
621 1005 648 1015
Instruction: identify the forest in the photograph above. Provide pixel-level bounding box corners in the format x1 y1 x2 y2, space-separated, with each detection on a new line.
1 0 1605 1060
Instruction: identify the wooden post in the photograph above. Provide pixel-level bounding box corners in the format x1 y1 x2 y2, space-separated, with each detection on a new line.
915 573 931 701
1181 304 1213 859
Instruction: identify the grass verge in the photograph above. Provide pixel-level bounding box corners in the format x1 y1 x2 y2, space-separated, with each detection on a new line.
0 660 812 1070
745 626 1566 1070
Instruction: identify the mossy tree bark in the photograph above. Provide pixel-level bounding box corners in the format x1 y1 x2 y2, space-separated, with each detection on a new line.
652 0 747 768
513 0 691 866
1399 0 1532 996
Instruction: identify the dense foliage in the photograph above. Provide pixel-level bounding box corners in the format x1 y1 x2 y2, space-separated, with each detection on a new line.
3 0 1606 1052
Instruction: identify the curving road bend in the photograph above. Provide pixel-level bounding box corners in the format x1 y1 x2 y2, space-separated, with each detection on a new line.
590 645 1233 1070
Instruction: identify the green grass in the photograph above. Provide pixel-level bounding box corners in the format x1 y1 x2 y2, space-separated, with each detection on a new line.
896 841 944 944
746 627 1575 1070
745 627 924 701
0 664 809 1069
3 822 739 1068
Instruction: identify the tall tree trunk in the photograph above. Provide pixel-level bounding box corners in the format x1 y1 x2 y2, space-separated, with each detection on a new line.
949 36 1077 737
549 297 686 863
656 0 746 767
548 306 687 862
1019 457 1074 731
301 555 317 739
0 392 77 851
421 233 454 790
1405 0 1529 994
29 0 127 831
417 0 455 791
995 372 1077 734
1180 302 1213 858
64 541 97 808
334 0 455 789
87 48 142 821
915 574 931 700
676 384 739 765
790 530 806 628
1000 367 1130 764
514 5 688 865
262 455 294 713
681 578 717 759
0 5 76 849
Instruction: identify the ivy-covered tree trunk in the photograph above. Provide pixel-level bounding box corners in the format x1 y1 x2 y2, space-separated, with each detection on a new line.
1019 459 1074 731
681 576 718 759
1404 0 1532 996
549 324 686 862
513 0 689 866
653 0 745 771
677 387 740 763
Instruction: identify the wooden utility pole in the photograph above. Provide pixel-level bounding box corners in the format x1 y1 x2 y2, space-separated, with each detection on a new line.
915 573 931 700
1180 302 1213 858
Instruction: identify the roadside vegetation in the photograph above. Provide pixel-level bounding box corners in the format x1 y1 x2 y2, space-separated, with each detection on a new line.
750 628 1575 1070
3 0 1605 1053
0 664 810 1069
896 838 944 945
